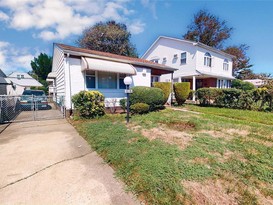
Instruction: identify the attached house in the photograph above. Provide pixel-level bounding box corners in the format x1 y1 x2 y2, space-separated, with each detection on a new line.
5 72 42 95
142 36 235 100
47 43 177 113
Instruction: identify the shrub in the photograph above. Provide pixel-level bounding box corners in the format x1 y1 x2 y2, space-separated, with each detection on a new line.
130 103 150 114
214 88 242 108
119 98 126 111
196 88 222 106
173 82 190 105
231 79 255 91
72 91 105 118
153 82 172 104
130 86 165 111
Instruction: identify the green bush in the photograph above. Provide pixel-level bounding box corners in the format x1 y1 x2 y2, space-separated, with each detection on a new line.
196 88 222 106
130 86 165 111
119 98 126 111
72 91 105 118
130 103 150 114
231 79 255 91
153 82 172 104
215 88 242 108
173 82 190 105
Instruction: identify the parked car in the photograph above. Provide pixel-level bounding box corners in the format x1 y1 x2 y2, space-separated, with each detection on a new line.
20 90 48 110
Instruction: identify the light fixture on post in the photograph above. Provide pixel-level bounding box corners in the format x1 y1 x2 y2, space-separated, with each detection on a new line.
123 76 133 124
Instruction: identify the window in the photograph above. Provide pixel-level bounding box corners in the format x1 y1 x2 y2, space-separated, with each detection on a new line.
204 52 212 67
86 70 95 88
223 59 229 71
162 57 167 64
17 74 20 79
21 75 24 79
98 72 117 89
119 74 126 89
174 54 178 59
151 59 159 63
181 52 186 64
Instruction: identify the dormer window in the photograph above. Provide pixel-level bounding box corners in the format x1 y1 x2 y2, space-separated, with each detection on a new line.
21 75 24 79
151 59 159 63
173 54 178 59
223 59 229 71
17 75 20 79
204 52 212 67
162 57 167 63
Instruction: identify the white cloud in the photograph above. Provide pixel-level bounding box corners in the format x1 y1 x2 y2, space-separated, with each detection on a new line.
128 20 145 34
141 0 157 19
0 41 36 74
0 0 145 40
0 11 9 21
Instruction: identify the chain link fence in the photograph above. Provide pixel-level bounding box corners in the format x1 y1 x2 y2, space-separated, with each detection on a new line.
0 95 65 123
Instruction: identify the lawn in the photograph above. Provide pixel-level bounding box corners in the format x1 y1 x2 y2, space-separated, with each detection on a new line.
74 106 273 205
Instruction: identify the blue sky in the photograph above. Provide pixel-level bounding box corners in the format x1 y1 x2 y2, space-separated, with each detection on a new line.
0 0 272 75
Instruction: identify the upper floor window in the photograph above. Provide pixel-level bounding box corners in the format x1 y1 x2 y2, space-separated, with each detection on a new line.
204 52 212 67
223 59 229 71
181 52 187 64
151 59 159 63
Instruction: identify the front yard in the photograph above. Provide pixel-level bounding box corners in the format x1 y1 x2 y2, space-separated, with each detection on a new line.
75 105 273 205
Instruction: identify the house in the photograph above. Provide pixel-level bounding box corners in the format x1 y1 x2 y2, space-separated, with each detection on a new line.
142 36 235 100
5 72 42 95
243 79 266 88
0 69 8 95
47 43 177 114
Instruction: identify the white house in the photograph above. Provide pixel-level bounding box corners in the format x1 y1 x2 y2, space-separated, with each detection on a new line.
48 43 177 113
142 36 235 100
243 79 266 88
5 72 42 95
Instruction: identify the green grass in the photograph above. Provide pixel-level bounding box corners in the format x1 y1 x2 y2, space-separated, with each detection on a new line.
75 106 273 204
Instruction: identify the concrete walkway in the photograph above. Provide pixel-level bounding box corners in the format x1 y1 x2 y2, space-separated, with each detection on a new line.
0 119 139 205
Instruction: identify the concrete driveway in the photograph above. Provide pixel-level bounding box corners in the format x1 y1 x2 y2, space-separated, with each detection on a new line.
0 119 139 204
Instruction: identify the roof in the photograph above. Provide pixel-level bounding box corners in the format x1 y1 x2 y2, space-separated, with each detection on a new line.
0 69 6 78
173 70 235 80
142 36 235 59
6 72 42 87
55 43 177 73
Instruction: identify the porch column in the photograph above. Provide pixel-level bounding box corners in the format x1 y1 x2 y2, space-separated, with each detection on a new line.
192 75 196 101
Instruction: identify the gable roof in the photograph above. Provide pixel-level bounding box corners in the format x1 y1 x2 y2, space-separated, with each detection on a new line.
55 43 177 72
142 36 235 59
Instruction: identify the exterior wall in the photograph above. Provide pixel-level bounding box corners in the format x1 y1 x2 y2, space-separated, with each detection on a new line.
143 38 197 81
52 45 66 105
196 47 233 77
0 84 7 95
203 78 217 88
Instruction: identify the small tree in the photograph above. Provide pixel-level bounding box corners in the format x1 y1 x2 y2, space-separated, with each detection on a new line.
77 21 138 57
231 79 255 90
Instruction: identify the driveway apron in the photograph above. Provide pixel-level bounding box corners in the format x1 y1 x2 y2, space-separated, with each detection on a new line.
0 119 139 205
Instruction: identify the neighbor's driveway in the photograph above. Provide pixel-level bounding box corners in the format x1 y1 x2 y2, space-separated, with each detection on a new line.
0 119 139 205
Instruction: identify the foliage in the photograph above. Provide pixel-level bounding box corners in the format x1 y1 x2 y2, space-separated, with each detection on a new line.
77 21 138 57
173 82 191 105
195 88 222 106
223 45 253 79
195 87 273 111
153 82 172 104
130 103 150 114
30 53 53 81
130 86 165 111
119 98 126 111
72 91 105 118
183 10 233 49
231 79 255 90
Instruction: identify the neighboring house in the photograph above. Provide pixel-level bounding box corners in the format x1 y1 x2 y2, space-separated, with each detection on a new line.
243 79 266 88
47 43 177 113
142 36 235 100
0 69 8 95
5 72 42 95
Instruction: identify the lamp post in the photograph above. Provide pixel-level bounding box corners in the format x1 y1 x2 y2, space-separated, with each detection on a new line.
123 76 132 124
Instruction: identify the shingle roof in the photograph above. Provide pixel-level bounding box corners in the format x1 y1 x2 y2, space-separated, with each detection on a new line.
56 43 177 72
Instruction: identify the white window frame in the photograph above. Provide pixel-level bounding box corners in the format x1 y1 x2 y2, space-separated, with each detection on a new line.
204 52 212 67
223 59 229 71
180 52 187 64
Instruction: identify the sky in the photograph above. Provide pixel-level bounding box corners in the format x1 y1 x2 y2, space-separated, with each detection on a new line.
0 0 272 75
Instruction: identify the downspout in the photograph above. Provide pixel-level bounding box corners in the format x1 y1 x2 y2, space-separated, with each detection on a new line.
67 53 73 116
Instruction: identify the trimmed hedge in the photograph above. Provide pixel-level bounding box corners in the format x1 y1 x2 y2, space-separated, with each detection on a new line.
173 82 191 105
130 86 165 111
231 79 255 91
153 82 172 104
130 103 150 114
72 91 105 118
196 87 273 111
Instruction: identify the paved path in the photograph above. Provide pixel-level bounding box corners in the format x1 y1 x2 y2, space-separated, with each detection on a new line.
0 119 139 205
